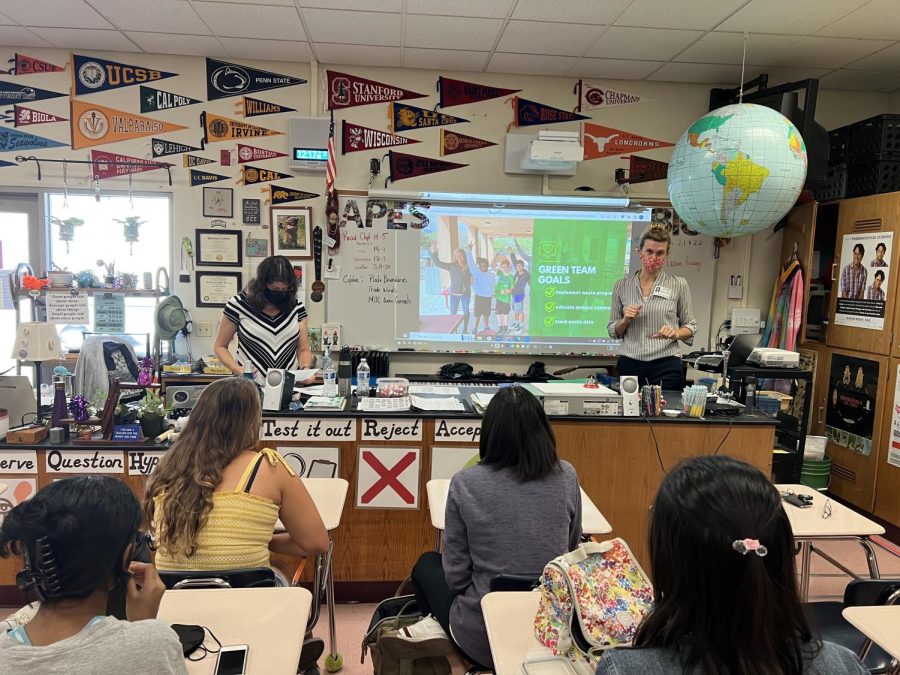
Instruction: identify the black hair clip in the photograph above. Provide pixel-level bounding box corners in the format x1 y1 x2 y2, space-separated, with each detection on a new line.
16 536 62 600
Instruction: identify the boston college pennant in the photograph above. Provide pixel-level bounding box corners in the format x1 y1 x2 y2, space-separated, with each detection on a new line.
6 104 67 127
509 97 588 128
437 76 520 108
234 96 296 118
206 58 305 101
262 184 319 205
201 112 282 149
91 150 172 179
140 85 201 114
237 144 287 163
239 165 293 185
327 70 426 110
342 120 419 154
190 170 229 186
440 129 495 156
388 151 466 182
71 99 187 150
390 103 468 133
2 53 65 75
582 122 674 161
73 54 177 96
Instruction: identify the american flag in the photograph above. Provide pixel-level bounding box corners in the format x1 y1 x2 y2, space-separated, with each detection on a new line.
325 112 340 252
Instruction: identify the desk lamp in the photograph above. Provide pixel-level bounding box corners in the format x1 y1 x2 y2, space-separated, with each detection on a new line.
12 322 61 422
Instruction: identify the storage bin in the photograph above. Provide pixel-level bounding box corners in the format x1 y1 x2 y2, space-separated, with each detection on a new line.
848 114 900 159
758 390 793 412
816 163 847 201
800 456 831 491
756 395 781 415
376 377 409 398
829 126 851 165
845 155 900 198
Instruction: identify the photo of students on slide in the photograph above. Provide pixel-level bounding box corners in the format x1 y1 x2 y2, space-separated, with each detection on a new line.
509 242 531 334
429 241 472 334
466 241 496 335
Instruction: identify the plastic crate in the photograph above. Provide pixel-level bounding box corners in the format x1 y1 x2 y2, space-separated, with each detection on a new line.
848 114 900 159
829 126 851 165
816 163 847 201
846 156 900 198
756 395 782 415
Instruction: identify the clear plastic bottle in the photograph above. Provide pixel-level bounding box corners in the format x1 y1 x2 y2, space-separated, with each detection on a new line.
323 348 337 397
322 346 332 372
356 357 370 398
745 376 756 413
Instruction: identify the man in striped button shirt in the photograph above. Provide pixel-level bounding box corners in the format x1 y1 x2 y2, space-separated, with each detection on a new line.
840 243 867 299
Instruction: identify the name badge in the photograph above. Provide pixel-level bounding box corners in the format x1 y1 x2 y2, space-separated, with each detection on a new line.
653 285 673 300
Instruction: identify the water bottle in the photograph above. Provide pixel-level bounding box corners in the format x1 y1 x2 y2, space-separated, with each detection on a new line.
745 376 757 413
242 361 255 381
323 348 337 397
356 358 370 398
322 347 332 371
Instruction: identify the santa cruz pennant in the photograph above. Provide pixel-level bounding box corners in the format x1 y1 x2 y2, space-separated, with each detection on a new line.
582 122 674 161
390 103 467 133
140 86 201 114
91 150 171 179
73 54 176 96
234 96 295 118
3 53 65 75
574 80 645 112
240 165 292 185
342 120 419 154
437 77 520 108
5 105 67 127
71 99 187 150
201 112 282 148
206 58 305 101
510 97 588 128
327 70 425 110
388 151 466 182
237 144 287 163
183 154 214 168
440 129 495 156
0 81 64 107
190 170 229 186
0 127 66 152
262 184 319 205
152 138 200 158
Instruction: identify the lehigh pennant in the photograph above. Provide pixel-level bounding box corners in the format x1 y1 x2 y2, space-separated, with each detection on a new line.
152 138 201 158
240 165 293 185
440 129 495 156
342 120 419 154
388 151 467 182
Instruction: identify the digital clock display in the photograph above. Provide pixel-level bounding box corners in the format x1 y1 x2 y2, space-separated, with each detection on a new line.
293 148 329 161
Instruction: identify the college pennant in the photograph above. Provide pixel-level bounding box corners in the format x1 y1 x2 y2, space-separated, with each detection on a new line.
3 53 65 75
0 81 65 107
237 144 288 163
140 85 201 114
615 155 669 184
6 104 67 127
183 154 215 168
574 80 645 112
437 76 520 108
72 54 177 96
206 58 305 101
509 97 589 129
390 103 468 133
388 151 467 182
582 122 674 161
326 70 426 110
71 99 187 150
234 96 296 118
90 150 171 179
239 164 293 185
439 129 496 156
341 120 419 154
0 159 15 167
152 138 201 158
0 127 66 151
263 184 319 205
201 112 282 149
190 170 229 186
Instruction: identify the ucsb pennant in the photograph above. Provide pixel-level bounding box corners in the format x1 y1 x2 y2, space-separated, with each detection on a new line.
73 54 177 96
235 96 295 118
342 120 419 154
201 112 282 149
206 58 305 101
183 154 214 168
7 104 67 127
240 164 292 185
509 97 588 128
3 53 65 75
390 103 468 133
327 70 426 110
263 183 319 205
237 144 287 163
91 150 171 179
140 86 201 114
190 170 229 186
439 129 496 156
152 138 201 158
437 77 520 108
71 99 187 150
0 81 65 107
0 127 66 152
388 151 466 182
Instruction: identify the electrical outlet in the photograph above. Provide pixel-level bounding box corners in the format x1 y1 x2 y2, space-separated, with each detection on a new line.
195 321 212 337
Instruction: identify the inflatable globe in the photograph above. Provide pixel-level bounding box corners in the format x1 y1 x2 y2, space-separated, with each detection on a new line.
667 103 807 238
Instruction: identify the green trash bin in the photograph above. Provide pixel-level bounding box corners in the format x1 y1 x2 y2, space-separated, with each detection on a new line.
800 456 831 491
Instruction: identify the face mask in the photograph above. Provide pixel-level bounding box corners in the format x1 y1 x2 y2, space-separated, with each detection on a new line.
265 289 290 305
640 253 665 274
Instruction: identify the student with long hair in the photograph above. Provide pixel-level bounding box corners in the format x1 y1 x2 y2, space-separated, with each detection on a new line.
0 477 186 674
597 456 866 675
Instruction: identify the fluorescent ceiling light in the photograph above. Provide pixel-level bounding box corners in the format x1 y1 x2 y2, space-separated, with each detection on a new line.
367 189 630 208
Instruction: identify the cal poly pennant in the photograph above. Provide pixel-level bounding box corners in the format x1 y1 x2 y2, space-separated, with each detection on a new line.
237 144 287 163
390 103 468 133
234 96 296 118
3 53 65 75
440 129 495 156
0 81 65 107
342 120 419 154
73 54 177 96
437 77 520 108
264 184 319 205
509 97 588 128
201 112 282 149
7 104 67 127
152 138 201 158
327 70 426 110
0 127 66 151
91 150 171 179
388 151 466 182
71 99 187 150
190 170 229 186
206 58 305 101
582 122 674 161
240 164 293 185
140 86 201 114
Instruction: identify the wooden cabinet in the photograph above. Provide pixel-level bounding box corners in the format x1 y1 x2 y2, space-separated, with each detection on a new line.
874 359 900 523
798 341 832 437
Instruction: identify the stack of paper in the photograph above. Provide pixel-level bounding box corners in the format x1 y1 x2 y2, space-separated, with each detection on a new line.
304 396 347 410
469 392 494 413
411 396 464 411
358 397 411 412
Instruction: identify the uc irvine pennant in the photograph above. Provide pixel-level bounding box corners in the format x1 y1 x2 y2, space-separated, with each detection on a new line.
152 138 201 158
390 103 468 133
437 76 520 108
8 104 67 127
264 183 319 205
582 122 674 161
237 144 287 163
71 99 187 150
240 164 292 185
388 151 466 182
140 85 201 114
190 170 229 186
342 120 419 154
3 53 65 75
91 150 171 179
510 96 588 128
183 154 214 168
0 127 66 152
0 81 65 107
327 70 426 110
73 54 176 96
440 129 496 156
206 58 305 101
235 96 296 118
201 112 282 149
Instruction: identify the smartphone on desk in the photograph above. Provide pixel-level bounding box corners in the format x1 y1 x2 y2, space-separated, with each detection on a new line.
215 644 249 675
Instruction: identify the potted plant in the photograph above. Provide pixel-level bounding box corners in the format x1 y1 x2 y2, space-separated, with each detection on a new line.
68 395 95 440
137 388 168 439
96 259 116 287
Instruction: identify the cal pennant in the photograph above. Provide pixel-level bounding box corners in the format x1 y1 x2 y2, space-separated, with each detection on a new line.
615 155 669 184
263 184 319 205
240 165 293 185
440 129 495 156
183 154 214 168
0 127 66 152
342 120 419 154
190 170 229 186
140 86 201 114
388 151 466 182
509 97 588 128
152 138 201 158
390 103 468 133
206 58 305 101
91 150 171 179
582 122 674 161
235 96 296 118
3 53 65 75
327 70 426 110
237 144 287 163
72 99 187 150
574 80 645 112
437 77 520 108
0 81 65 107
6 105 67 127
73 54 176 96
201 112 282 149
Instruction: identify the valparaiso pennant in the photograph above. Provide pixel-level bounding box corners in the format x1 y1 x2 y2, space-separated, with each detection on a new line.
72 54 177 96
206 58 305 101
183 154 215 168
439 129 496 156
0 127 66 151
239 165 293 185
72 99 187 150
237 144 287 163
390 103 468 133
582 122 674 161
152 138 201 158
140 85 201 114
201 112 282 149
91 150 171 179
437 76 520 108
342 120 419 154
190 170 229 186
388 151 466 182
263 184 319 205
326 70 426 110
0 81 65 107
574 80 645 112
509 96 588 128
7 104 67 127
3 53 65 75
234 96 296 118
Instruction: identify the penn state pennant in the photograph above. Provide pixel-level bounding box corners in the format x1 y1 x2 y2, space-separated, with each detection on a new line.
388 151 466 182
235 96 296 118
0 127 66 152
237 144 287 163
152 138 201 158
183 154 214 168
327 70 426 110
240 165 293 185
91 150 171 179
582 122 674 161
390 103 468 133
6 105 67 127
201 112 282 149
263 184 319 205
509 97 588 128
0 81 65 107
190 170 229 186
342 120 419 154
439 129 496 156
2 53 65 75
206 58 305 101
140 86 201 114
437 77 520 108
72 54 177 96
71 99 187 150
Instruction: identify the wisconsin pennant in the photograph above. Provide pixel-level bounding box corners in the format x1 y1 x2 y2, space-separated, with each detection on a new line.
190 170 229 186
152 138 201 158
437 77 520 108
237 144 287 163
327 70 426 110
72 99 187 150
0 81 65 107
440 129 496 156
582 122 674 160
388 151 466 182
4 53 65 75
206 58 305 101
240 165 293 185
510 97 588 128
342 120 419 154
0 127 66 152
73 54 177 96
201 112 282 149
8 104 67 127
140 85 201 113
264 184 319 205
390 103 468 133
183 154 215 168
575 80 645 112
91 150 171 179
235 96 296 118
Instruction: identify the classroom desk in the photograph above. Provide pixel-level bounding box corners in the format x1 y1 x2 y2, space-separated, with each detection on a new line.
481 591 548 675
842 606 900 663
158 587 312 675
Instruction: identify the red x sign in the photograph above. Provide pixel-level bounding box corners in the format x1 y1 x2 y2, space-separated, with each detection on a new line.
361 450 416 505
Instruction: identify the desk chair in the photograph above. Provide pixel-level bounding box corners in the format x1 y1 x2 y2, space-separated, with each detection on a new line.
158 567 276 589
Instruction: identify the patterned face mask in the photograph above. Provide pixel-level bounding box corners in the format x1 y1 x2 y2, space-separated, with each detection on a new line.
640 253 665 274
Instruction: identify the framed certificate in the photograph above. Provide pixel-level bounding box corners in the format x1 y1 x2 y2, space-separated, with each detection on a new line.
196 229 242 267
196 271 242 307
271 206 312 258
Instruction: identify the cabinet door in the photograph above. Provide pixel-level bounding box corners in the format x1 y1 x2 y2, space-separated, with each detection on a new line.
874 359 900 524
799 342 830 436
780 202 817 341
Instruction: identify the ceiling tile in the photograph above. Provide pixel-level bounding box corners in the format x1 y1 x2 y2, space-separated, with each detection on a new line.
761 66 833 83
407 0 514 18
0 11 13 24
818 0 900 40
848 44 900 72
511 0 631 24
0 0 113 28
403 48 489 71
87 0 209 34
302 8 399 46
314 43 401 67
192 2 303 40
405 15 503 51
220 37 313 61
789 36 895 70
587 27 702 61
569 58 665 79
198 0 294 4
615 0 748 30
497 20 605 57
300 0 402 10
648 62 762 84
0 25 50 46
717 0 870 34
676 32 802 65
487 52 579 76
126 32 228 56
28 27 139 51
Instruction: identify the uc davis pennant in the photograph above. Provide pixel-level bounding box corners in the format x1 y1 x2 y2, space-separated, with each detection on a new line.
0 81 65 107
190 170 229 186
91 150 171 179
440 129 496 156
8 105 67 127
509 97 588 128
390 103 468 133
327 70 425 110
140 86 201 113
183 154 214 168
342 120 419 154
237 144 287 163
582 122 674 160
235 96 296 118
72 100 187 150
0 127 66 151
240 165 292 185
73 54 176 96
201 112 282 149
152 138 201 158
3 53 65 75
206 58 305 101
263 184 319 205
388 151 466 182
575 80 645 112
437 77 520 108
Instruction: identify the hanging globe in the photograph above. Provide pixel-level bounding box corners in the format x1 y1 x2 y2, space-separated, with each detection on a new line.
667 103 807 238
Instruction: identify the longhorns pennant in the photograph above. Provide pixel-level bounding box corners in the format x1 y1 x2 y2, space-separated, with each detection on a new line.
152 138 201 158
582 122 674 161
237 144 287 163
388 151 467 182
90 150 172 179
234 96 296 118
190 170 229 186
240 164 293 185
201 112 282 149
440 129 496 156
390 103 468 133
509 97 588 128
342 120 419 154
574 80 645 112
183 154 215 168
71 99 187 150
72 54 177 96
437 76 520 108
0 127 66 151
615 155 669 184
140 85 201 114
326 70 426 110
263 184 319 205
7 104 67 127
0 81 65 107
206 58 305 101
3 53 65 75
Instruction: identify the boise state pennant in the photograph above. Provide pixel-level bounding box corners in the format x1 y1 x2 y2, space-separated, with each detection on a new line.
327 70 426 110
140 86 201 114
237 144 287 163
0 127 66 151
388 151 466 182
206 58 305 101
342 120 419 154
201 112 282 149
152 138 201 158
7 105 67 127
582 122 674 161
73 54 176 96
190 170 229 186
234 96 296 118
240 165 292 185
510 97 588 128
390 103 467 133
263 184 319 205
3 53 65 75
0 81 65 107
437 77 520 108
91 150 171 179
71 99 187 150
440 129 495 156
183 154 214 168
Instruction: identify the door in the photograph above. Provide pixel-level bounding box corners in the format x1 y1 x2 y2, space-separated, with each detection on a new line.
799 341 830 437
0 193 40 376
874 358 900 525
780 202 817 342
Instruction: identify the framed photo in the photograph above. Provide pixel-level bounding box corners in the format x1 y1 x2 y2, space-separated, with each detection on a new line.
195 229 242 267
203 187 233 218
292 262 307 299
271 206 312 258
196 271 242 307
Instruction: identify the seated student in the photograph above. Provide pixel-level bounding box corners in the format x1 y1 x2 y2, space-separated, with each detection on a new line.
597 455 867 675
0 476 186 675
389 386 582 668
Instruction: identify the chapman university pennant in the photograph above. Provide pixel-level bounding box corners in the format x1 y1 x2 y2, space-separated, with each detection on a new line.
3 53 65 75
388 151 466 182
390 103 468 133
7 104 67 127
183 154 215 168
234 96 296 118
509 97 588 128
0 127 66 151
237 144 287 163
342 120 419 154
440 129 495 156
240 165 292 185
140 86 201 114
91 150 171 179
582 122 674 161
437 77 520 108
71 99 187 150
0 81 65 107
152 138 201 158
201 112 282 149
206 58 305 101
72 54 177 96
264 184 319 205
327 70 425 110
190 170 229 186
575 80 645 112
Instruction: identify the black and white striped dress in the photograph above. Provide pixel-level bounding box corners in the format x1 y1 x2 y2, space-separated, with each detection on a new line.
223 292 308 375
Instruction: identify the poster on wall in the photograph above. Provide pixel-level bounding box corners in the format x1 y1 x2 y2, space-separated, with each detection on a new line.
888 364 900 469
94 292 126 333
825 352 878 457
206 58 305 101
834 232 893 331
